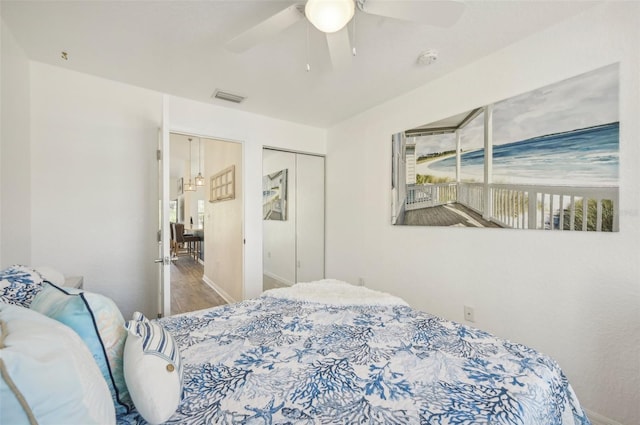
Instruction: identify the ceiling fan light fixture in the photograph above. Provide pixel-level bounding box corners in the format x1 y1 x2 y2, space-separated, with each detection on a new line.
305 0 355 33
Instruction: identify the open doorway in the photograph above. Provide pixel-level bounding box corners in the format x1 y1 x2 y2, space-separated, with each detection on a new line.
168 133 243 315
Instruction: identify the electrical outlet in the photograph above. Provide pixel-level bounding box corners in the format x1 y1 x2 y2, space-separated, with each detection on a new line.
464 305 475 322
357 278 365 286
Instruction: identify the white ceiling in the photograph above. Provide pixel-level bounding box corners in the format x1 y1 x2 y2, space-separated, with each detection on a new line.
1 1 597 128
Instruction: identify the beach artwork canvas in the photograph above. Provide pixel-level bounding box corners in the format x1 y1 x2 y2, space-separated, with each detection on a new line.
391 64 619 231
263 169 288 221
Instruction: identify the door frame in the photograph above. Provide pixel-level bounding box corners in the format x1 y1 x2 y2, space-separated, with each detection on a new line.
159 123 246 316
158 98 171 317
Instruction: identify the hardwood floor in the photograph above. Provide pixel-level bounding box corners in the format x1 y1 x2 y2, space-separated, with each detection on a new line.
170 256 227 316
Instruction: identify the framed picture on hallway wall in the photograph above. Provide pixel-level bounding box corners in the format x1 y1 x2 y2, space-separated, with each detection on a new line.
210 165 235 203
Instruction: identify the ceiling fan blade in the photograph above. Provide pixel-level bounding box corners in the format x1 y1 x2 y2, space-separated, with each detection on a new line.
359 0 465 28
226 4 304 53
326 27 352 70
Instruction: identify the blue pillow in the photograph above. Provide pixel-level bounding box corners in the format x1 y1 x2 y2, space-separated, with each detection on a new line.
30 282 132 415
0 265 44 307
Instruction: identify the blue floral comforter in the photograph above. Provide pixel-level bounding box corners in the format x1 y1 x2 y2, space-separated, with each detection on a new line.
119 293 589 425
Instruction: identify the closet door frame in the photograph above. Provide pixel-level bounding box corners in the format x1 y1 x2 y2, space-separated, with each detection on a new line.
262 147 325 286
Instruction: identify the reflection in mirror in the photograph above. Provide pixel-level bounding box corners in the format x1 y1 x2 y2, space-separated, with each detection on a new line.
263 148 325 291
262 149 296 290
392 64 619 232
263 169 288 221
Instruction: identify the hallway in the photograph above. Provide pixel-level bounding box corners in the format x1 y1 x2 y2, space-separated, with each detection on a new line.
170 256 226 315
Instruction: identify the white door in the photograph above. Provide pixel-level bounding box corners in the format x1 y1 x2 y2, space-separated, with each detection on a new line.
156 96 171 317
262 149 297 285
295 154 325 282
263 149 325 286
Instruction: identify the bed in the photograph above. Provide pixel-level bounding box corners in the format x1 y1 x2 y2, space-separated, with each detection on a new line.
0 269 590 424
115 280 590 425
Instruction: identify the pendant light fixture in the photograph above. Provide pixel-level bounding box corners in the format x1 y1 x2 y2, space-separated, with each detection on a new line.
184 138 196 192
195 137 205 187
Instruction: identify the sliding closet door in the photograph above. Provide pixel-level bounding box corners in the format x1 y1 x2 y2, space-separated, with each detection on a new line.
295 154 325 282
263 148 325 288
263 149 297 285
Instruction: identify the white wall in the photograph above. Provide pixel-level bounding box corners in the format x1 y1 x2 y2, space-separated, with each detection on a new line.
325 3 639 424
1 17 31 267
180 189 202 228
0 15 2 267
21 60 325 320
167 96 326 300
203 139 243 301
169 177 178 200
29 63 163 319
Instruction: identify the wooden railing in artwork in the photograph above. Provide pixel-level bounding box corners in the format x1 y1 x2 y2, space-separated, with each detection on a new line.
405 182 457 210
405 182 618 231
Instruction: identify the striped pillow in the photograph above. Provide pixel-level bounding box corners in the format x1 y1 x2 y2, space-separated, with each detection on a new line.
123 312 182 425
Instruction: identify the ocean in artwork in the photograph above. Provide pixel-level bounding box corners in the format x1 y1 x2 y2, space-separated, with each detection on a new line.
419 122 619 186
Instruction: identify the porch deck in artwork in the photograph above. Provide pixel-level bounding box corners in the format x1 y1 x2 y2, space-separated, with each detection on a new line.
403 203 501 228
399 181 618 232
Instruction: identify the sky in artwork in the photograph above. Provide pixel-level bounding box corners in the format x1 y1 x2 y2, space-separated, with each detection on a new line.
412 64 618 156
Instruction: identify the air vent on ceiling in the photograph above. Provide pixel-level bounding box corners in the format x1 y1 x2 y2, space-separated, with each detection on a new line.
212 89 246 104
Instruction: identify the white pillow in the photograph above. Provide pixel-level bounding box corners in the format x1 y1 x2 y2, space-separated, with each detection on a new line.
33 266 65 286
0 303 115 425
124 312 183 425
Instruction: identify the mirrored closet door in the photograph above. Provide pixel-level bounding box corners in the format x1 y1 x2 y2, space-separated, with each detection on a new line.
262 148 325 290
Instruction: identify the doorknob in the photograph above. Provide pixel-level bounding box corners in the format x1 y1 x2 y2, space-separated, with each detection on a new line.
154 257 170 265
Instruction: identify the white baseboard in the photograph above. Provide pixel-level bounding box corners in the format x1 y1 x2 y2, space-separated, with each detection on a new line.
201 275 237 304
584 408 624 425
263 271 294 287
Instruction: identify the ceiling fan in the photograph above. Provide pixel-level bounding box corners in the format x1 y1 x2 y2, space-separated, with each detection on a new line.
225 0 466 70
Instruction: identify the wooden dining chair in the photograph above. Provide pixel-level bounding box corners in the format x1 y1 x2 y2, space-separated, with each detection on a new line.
172 223 200 260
